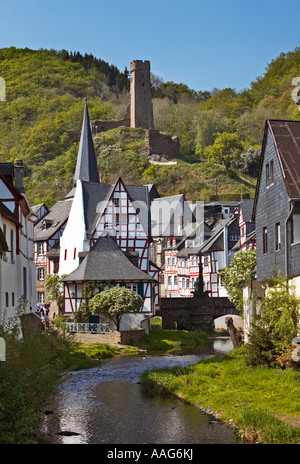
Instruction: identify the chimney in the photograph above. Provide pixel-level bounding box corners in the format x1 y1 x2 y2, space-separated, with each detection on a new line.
14 160 25 194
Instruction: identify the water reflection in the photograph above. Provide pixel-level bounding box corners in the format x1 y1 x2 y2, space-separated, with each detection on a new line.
41 338 237 444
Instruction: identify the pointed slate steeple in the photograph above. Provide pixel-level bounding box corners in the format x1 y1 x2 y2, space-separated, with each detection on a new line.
73 99 100 187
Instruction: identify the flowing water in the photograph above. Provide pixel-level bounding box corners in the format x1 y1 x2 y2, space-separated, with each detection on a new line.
41 338 239 444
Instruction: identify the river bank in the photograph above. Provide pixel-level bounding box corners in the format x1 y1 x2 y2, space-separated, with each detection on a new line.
40 339 238 445
140 347 300 444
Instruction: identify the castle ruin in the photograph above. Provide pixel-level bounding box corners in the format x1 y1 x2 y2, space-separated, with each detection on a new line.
91 60 179 161
130 60 154 129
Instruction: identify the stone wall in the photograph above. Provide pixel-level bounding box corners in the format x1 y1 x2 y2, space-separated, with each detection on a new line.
91 106 130 134
160 296 238 331
72 329 145 347
20 313 43 337
145 129 179 161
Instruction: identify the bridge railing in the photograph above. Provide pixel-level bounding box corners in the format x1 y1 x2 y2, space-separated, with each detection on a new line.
66 322 110 334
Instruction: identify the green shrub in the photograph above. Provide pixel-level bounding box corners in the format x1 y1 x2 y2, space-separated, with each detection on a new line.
244 317 277 367
0 328 76 444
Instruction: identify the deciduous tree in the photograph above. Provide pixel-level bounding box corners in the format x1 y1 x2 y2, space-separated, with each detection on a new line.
89 286 143 331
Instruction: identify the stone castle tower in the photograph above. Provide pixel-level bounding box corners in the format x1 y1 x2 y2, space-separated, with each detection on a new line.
91 59 179 160
130 60 154 129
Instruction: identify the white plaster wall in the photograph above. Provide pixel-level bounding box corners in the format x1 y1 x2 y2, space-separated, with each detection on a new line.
59 181 89 276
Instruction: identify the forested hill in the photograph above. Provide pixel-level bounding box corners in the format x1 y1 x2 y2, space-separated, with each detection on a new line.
0 46 300 206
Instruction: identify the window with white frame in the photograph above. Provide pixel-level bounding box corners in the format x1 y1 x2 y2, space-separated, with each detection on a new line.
37 242 44 255
37 292 45 303
126 283 137 293
275 222 281 250
37 268 45 280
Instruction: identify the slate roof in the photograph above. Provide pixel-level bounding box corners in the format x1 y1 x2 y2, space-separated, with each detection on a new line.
188 216 238 255
239 198 254 223
0 200 20 225
34 199 72 241
253 120 300 218
73 100 100 186
267 120 300 198
62 231 155 283
0 227 8 253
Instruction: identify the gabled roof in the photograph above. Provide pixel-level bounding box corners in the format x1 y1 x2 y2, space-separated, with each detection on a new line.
150 194 193 237
253 119 300 219
239 198 254 223
73 100 100 186
81 181 113 236
81 179 152 236
34 199 72 241
0 200 20 225
188 215 238 254
62 231 155 283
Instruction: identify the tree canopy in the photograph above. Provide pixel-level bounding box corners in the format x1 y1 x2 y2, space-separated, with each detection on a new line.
89 286 143 331
1 46 300 206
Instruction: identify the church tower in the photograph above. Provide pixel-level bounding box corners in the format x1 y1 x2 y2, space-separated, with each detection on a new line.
73 99 100 187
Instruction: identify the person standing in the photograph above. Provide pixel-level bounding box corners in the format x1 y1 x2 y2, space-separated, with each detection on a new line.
44 306 50 330
38 305 46 330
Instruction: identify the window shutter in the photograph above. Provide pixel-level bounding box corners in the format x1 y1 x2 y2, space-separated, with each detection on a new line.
138 283 144 298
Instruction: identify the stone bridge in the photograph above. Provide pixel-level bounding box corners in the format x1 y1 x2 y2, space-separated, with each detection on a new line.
159 294 240 331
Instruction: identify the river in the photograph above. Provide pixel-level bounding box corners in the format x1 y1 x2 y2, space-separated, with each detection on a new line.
40 338 239 444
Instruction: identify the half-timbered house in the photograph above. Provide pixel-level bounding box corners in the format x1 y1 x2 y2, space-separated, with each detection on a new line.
0 162 37 327
58 100 159 328
62 231 156 329
33 199 72 307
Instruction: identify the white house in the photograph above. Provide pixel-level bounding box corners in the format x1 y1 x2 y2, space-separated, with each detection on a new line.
58 100 159 329
0 161 37 329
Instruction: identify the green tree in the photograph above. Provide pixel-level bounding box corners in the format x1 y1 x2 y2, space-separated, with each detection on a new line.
245 274 300 367
45 274 67 315
219 249 256 314
204 131 244 168
89 286 143 331
194 110 232 158
259 274 300 350
74 280 115 322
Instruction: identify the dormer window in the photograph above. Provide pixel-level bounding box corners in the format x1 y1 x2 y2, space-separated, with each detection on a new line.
42 219 53 230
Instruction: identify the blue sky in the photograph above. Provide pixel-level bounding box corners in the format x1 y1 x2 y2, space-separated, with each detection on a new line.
1 0 300 92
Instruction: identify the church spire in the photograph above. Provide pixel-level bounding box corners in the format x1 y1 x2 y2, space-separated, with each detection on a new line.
73 99 100 187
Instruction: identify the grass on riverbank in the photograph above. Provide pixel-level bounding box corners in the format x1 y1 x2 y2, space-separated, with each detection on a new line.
64 342 122 371
140 347 300 444
0 327 126 444
141 316 211 352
